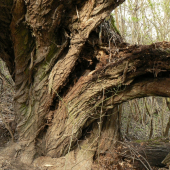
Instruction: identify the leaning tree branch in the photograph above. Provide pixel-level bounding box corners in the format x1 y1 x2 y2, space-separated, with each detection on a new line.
46 41 170 157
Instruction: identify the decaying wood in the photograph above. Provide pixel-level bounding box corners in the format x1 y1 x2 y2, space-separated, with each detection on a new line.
119 142 170 169
45 42 170 158
1 0 170 169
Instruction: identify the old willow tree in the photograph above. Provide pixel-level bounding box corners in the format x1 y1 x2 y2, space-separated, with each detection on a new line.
1 0 170 169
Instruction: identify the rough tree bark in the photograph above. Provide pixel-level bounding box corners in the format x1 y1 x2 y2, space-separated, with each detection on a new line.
1 0 170 169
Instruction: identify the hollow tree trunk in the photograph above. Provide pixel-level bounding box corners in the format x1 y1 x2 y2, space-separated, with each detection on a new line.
1 0 170 169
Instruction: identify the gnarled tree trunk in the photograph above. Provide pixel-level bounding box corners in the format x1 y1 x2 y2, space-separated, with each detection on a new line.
1 0 170 169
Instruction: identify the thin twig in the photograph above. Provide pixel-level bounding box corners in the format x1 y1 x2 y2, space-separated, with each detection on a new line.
118 141 152 170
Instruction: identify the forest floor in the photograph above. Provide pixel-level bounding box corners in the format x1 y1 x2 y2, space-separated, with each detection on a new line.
0 120 169 169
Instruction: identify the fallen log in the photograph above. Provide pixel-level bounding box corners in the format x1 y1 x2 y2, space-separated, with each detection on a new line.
119 140 170 169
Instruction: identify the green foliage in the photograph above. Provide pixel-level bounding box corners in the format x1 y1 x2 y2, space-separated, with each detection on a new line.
131 16 140 22
148 0 154 9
